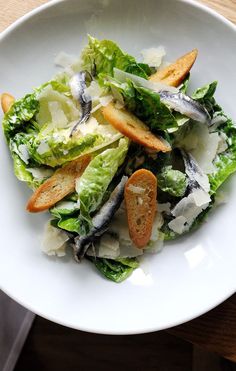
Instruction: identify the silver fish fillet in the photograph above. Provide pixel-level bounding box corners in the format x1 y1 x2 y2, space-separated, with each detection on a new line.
69 71 92 136
181 150 210 193
73 176 128 261
159 91 211 125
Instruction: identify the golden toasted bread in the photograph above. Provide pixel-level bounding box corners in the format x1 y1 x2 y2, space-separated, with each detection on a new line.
1 93 15 113
149 49 198 87
125 169 157 248
102 103 170 153
27 155 91 212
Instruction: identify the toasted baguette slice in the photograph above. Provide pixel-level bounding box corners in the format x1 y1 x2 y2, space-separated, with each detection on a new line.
102 103 170 153
149 49 198 87
1 93 15 113
27 155 91 212
125 169 157 248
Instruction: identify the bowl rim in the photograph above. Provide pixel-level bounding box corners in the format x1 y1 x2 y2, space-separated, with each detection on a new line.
0 0 235 334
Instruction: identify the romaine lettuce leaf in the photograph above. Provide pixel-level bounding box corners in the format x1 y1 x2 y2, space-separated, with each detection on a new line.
10 151 36 188
57 217 81 233
36 83 79 128
3 93 39 141
192 81 218 116
88 257 138 283
76 138 129 233
192 81 217 101
179 73 190 94
105 78 177 131
50 201 79 219
12 130 100 167
158 166 187 197
209 116 236 193
81 36 149 79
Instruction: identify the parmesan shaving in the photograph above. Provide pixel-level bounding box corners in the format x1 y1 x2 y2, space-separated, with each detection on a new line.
127 184 145 194
141 46 166 67
42 221 69 257
54 51 78 68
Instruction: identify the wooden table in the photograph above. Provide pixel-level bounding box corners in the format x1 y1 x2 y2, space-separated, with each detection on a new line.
0 0 236 364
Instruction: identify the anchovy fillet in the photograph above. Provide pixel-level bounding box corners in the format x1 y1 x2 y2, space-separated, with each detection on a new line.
69 71 92 136
181 150 210 193
159 91 211 125
73 176 128 261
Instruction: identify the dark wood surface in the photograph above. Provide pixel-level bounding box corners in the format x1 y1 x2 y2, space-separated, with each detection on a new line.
15 316 193 371
15 316 236 371
169 295 236 362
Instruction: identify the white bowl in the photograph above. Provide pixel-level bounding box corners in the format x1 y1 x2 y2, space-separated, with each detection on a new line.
0 0 235 334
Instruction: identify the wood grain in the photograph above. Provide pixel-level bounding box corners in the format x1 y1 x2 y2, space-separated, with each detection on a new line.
15 316 193 371
0 0 48 32
169 295 236 362
0 0 236 364
199 0 236 24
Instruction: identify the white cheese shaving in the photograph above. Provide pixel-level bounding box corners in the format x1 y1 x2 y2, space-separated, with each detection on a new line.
168 216 188 234
99 95 113 106
177 123 221 174
158 202 171 214
78 117 99 136
54 200 78 211
141 46 166 67
37 141 50 155
84 81 103 101
42 221 69 257
169 188 210 234
210 112 227 131
27 167 54 180
96 234 120 259
127 184 145 194
113 68 178 93
37 85 79 127
17 144 30 164
192 188 211 207
48 101 68 128
78 116 119 139
217 132 228 154
54 51 78 68
91 103 102 113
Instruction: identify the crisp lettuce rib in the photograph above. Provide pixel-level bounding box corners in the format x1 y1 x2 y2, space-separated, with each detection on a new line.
76 138 129 234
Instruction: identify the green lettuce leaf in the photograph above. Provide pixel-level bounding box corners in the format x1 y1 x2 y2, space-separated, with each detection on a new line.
81 36 149 79
105 78 177 131
192 81 217 101
76 138 129 233
192 81 218 116
209 116 236 193
158 166 187 197
88 257 138 283
10 152 37 188
3 93 39 141
12 130 100 167
50 201 79 219
179 73 190 94
50 80 71 96
57 217 81 233
191 81 236 194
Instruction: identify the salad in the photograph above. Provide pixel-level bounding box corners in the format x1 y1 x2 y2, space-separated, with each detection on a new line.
1 36 236 283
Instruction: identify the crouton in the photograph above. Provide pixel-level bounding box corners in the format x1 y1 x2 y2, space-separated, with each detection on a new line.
149 49 198 87
125 169 157 248
1 93 15 113
102 103 170 152
26 155 91 212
